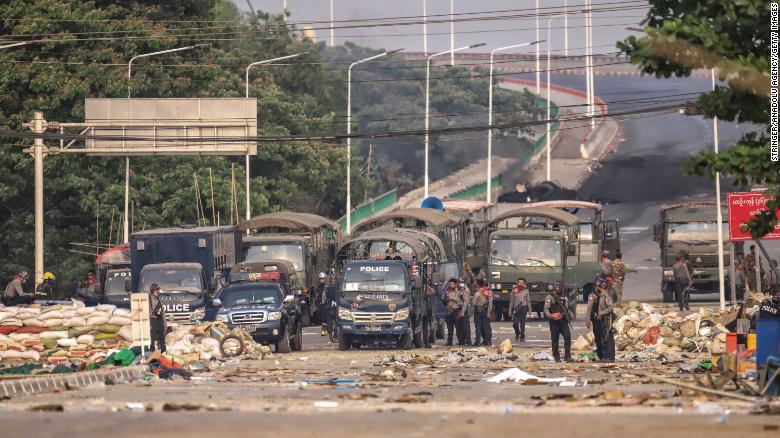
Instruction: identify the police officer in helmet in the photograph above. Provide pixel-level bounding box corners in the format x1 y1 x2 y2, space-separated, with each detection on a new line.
149 283 167 352
544 280 574 362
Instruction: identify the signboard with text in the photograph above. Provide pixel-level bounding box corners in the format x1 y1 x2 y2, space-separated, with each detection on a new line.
727 191 780 241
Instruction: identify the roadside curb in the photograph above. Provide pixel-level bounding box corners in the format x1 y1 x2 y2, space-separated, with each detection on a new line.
0 365 149 398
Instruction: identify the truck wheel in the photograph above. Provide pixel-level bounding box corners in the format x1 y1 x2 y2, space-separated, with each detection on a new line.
398 333 413 350
290 324 303 352
219 334 245 357
275 327 291 353
337 331 350 351
413 328 424 348
435 320 445 340
662 283 674 303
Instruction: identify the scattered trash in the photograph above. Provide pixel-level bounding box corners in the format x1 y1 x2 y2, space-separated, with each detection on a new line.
125 402 149 411
532 352 555 362
487 368 567 384
337 393 378 400
28 404 64 412
388 391 433 403
313 401 339 408
497 339 513 354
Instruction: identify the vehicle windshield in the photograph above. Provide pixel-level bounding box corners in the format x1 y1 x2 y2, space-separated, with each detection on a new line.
490 239 562 267
105 271 130 296
245 244 305 271
668 222 728 241
140 269 203 293
221 285 281 307
342 264 406 292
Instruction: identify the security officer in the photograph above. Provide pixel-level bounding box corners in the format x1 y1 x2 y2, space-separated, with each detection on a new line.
149 283 167 352
3 271 34 306
423 279 436 348
472 279 493 346
316 272 329 336
594 277 616 362
323 277 338 342
459 278 473 345
759 291 780 319
544 280 574 362
600 250 612 275
444 278 466 346
35 272 57 300
672 255 693 311
609 252 626 305
508 278 530 342
586 283 604 360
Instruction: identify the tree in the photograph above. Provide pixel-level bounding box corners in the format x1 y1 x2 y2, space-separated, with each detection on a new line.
617 0 777 237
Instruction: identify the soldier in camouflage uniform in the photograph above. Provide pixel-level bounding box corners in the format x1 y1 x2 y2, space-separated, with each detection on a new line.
609 252 626 305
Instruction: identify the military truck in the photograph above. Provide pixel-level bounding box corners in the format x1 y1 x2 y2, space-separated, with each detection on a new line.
239 212 341 326
477 207 580 320
654 201 730 302
333 229 448 350
520 201 621 301
130 226 242 323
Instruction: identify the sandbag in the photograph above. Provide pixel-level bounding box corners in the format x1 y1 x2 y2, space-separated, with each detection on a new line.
39 331 69 340
76 307 96 316
41 339 59 350
117 325 133 341
20 350 40 361
98 324 121 334
64 317 87 328
68 350 88 358
67 326 94 338
0 307 20 314
0 342 7 351
57 338 78 347
22 318 44 327
1 319 23 326
15 325 46 334
0 325 19 335
76 334 95 345
94 332 117 341
40 305 63 313
7 341 25 351
21 339 42 347
0 350 22 359
96 304 117 313
43 318 65 328
86 316 109 326
113 308 131 318
8 333 32 341
70 299 85 309
108 316 132 326
60 309 76 319
0 312 16 321
39 311 64 320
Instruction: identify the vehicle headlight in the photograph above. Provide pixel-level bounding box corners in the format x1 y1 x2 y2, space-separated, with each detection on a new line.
663 269 673 278
216 314 228 323
190 308 205 321
267 311 282 321
393 308 409 321
547 284 554 290
338 307 353 321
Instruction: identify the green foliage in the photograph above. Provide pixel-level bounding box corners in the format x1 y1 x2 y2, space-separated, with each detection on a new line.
617 0 778 237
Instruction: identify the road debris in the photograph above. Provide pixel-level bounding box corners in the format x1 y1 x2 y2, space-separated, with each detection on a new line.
487 367 568 384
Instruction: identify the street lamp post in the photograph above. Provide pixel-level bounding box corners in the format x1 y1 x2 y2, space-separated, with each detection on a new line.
712 68 726 310
245 53 305 222
346 49 402 233
330 0 335 47
546 14 564 182
422 0 428 54
126 44 209 242
425 43 484 198
487 41 539 203
535 0 540 94
450 0 455 65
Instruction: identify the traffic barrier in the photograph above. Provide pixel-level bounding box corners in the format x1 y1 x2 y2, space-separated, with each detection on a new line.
0 364 148 398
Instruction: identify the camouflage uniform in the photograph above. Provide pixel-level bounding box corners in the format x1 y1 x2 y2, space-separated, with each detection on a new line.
609 258 626 304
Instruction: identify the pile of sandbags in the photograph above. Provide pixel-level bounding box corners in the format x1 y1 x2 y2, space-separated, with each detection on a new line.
0 301 134 365
164 322 271 362
610 301 733 355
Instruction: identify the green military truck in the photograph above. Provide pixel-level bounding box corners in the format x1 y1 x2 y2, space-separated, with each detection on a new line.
239 212 341 325
521 201 621 302
653 201 730 302
478 207 580 320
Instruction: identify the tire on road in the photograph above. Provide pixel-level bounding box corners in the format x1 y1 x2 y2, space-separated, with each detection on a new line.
290 323 303 352
219 334 245 357
435 320 445 339
398 333 413 350
275 326 291 353
337 331 350 351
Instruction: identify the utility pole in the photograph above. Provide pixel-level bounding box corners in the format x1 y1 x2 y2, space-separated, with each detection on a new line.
450 0 455 66
535 0 540 94
713 68 726 311
563 0 569 57
28 111 48 285
330 0 335 47
422 0 428 54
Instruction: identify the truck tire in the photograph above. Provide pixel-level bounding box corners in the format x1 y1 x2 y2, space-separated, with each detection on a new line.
662 283 674 303
337 331 350 351
398 333 413 350
219 334 245 357
435 320 445 340
276 327 291 353
290 323 303 352
413 328 424 348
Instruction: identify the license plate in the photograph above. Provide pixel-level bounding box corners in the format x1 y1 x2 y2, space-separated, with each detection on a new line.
365 324 382 332
501 290 507 294
240 324 258 333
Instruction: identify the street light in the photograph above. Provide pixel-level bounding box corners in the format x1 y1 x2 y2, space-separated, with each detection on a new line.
126 44 210 242
546 14 564 182
425 43 485 198
422 0 428 54
245 53 305 222
712 68 726 311
486 41 540 203
346 49 402 233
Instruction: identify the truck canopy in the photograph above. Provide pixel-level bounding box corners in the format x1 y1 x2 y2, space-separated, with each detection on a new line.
96 244 130 267
352 208 461 235
239 212 339 234
487 207 579 228
660 201 728 222
337 229 446 264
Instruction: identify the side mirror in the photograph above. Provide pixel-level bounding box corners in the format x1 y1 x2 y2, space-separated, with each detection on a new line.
124 279 132 292
212 298 222 307
284 295 295 304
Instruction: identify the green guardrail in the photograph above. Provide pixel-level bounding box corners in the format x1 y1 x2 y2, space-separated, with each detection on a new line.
337 189 398 232
448 97 560 200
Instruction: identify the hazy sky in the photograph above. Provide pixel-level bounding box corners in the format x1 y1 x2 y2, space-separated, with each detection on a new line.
239 1 647 55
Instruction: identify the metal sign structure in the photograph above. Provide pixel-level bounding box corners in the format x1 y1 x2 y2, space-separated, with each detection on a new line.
130 292 151 354
76 98 257 156
727 191 780 241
